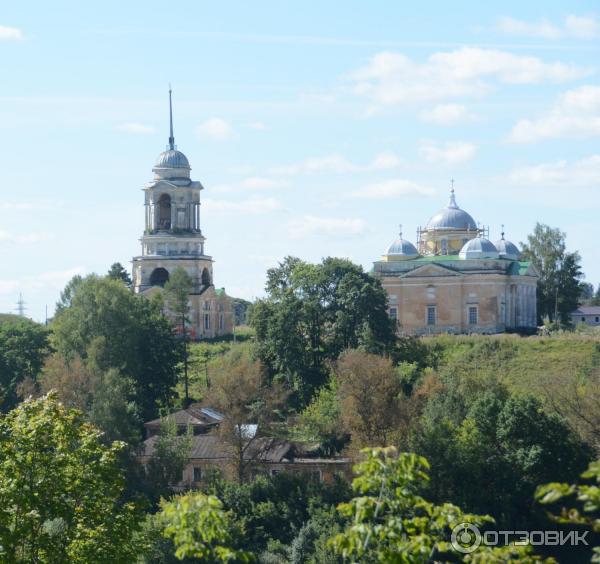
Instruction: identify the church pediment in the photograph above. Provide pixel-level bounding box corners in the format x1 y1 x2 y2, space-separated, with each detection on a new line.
401 262 462 278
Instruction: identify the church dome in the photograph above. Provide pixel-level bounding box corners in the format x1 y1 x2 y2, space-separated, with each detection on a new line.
386 232 418 258
425 190 477 231
459 237 499 259
494 236 521 260
154 149 190 170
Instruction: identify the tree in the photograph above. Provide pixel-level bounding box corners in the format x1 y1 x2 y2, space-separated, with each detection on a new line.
335 350 406 450
0 317 51 411
329 447 538 562
0 393 139 562
165 267 193 405
157 492 254 562
521 223 584 324
51 275 181 420
205 349 286 482
250 256 395 406
107 262 132 286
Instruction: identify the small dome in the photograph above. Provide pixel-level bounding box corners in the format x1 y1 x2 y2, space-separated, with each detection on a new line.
154 149 190 170
386 237 418 257
459 237 499 259
425 190 477 231
495 238 521 260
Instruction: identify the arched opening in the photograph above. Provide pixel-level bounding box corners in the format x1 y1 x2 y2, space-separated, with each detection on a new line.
201 268 211 287
150 267 170 287
158 194 171 230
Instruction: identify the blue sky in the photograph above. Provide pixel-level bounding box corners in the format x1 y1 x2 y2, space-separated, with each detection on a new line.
1 1 599 320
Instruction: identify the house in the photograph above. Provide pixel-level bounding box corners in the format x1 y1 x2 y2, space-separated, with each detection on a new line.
571 306 600 326
139 408 352 488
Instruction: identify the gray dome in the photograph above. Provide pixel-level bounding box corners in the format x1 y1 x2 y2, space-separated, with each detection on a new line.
154 149 190 170
425 190 477 231
386 236 418 257
459 237 499 259
494 238 521 260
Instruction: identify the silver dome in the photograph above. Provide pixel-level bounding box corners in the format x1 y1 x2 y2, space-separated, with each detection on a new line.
386 237 418 257
425 190 477 231
154 149 190 170
494 238 521 260
459 237 499 259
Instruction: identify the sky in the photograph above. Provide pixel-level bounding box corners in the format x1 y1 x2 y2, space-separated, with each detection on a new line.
1 1 599 321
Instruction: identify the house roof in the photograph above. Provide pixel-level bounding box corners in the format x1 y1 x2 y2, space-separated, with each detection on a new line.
572 306 600 315
144 404 224 428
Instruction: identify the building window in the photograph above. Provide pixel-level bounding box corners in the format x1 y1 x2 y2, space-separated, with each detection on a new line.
441 239 447 255
596 317 599 323
389 307 398 320
582 317 586 322
468 306 478 325
204 314 210 330
193 467 202 483
427 306 436 326
219 314 224 330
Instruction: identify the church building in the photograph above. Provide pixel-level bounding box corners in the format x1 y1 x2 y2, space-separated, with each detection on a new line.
373 188 538 335
132 91 233 339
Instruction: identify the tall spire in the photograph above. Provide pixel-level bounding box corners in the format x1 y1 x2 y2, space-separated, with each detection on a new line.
168 85 175 150
448 179 458 209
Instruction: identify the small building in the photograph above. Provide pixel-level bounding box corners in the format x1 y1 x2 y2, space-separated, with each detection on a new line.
139 408 352 488
571 306 600 326
373 189 538 335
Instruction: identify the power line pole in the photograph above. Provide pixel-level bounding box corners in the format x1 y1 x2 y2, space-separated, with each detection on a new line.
16 293 26 317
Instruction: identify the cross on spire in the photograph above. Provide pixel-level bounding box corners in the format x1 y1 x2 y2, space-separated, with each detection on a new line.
399 224 403 238
168 85 175 150
501 224 505 240
450 178 455 193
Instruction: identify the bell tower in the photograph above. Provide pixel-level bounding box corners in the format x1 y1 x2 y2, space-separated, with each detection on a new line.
132 89 233 338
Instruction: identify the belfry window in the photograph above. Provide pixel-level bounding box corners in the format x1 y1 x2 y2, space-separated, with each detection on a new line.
158 194 171 230
149 267 169 287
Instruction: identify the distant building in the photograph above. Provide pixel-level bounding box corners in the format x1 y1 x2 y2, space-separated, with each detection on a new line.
571 306 600 326
139 405 351 487
131 90 233 338
373 189 538 335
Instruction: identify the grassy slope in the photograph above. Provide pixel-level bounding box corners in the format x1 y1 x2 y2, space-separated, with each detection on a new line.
427 332 600 398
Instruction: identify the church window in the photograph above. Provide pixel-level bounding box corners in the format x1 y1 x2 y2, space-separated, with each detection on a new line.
204 313 210 330
468 306 478 325
427 306 436 326
201 268 211 287
596 317 599 323
158 194 171 230
389 307 398 320
441 239 447 255
219 314 224 330
149 267 169 287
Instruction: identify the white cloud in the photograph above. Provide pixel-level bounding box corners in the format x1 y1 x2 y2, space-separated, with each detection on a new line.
351 178 434 199
246 121 267 130
351 48 590 107
203 197 281 214
270 151 402 176
0 230 53 245
0 25 23 41
288 215 367 239
510 85 600 143
495 15 600 39
0 267 85 296
508 154 600 187
419 141 477 164
419 104 476 125
196 118 237 140
116 122 155 134
212 177 288 194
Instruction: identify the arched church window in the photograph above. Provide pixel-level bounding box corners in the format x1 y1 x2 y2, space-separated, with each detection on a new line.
158 194 171 230
150 267 170 287
201 268 211 287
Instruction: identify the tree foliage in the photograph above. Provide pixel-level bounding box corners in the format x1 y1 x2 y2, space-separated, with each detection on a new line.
0 393 139 562
107 262 132 286
330 447 540 562
250 256 395 405
157 492 254 562
51 275 181 419
521 223 584 324
0 317 50 411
